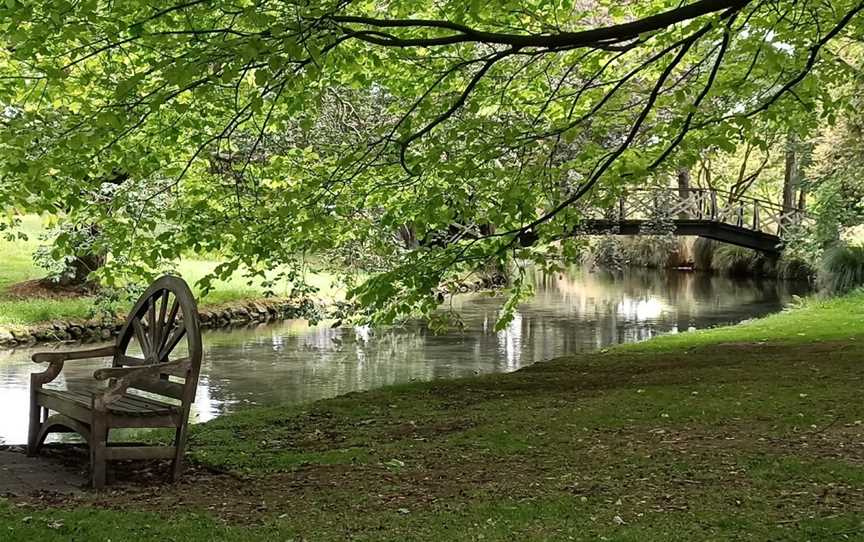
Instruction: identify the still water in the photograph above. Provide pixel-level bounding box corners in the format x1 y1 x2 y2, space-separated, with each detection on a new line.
0 269 810 444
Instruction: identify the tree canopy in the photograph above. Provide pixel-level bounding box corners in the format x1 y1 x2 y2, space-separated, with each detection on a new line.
1 0 862 324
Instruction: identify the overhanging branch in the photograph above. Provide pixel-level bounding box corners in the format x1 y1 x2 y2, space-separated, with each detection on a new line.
333 0 751 49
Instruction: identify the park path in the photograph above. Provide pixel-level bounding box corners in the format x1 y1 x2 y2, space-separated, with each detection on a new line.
0 447 84 496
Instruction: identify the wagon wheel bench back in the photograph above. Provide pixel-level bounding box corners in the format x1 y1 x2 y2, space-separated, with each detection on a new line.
28 275 203 489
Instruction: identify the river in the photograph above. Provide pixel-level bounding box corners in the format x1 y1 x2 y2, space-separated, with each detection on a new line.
0 269 810 445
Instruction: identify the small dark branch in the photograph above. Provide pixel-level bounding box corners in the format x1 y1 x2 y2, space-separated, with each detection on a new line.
533 21 719 142
399 50 512 173
514 25 705 238
138 0 211 26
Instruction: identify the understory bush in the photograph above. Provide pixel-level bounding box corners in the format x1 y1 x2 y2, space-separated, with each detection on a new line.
586 236 688 270
817 243 864 295
622 236 683 268
586 234 815 280
692 238 716 271
691 239 814 280
712 245 775 277
588 236 625 270
776 256 815 281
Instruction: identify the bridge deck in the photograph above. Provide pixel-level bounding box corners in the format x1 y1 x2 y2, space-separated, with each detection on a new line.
575 188 805 254
580 219 783 254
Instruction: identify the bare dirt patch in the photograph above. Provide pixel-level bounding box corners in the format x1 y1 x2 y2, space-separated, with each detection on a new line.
4 279 97 300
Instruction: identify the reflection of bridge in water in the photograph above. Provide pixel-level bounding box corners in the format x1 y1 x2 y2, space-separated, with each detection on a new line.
578 188 807 254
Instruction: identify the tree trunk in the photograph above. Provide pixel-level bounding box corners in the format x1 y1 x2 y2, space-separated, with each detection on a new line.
61 253 105 287
58 225 105 288
397 224 419 249
782 135 798 226
55 172 128 287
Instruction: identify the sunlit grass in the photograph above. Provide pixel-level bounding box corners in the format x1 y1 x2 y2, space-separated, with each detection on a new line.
0 214 49 289
0 298 96 327
621 289 864 352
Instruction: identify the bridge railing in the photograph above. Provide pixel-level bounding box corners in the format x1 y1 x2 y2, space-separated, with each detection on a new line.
582 188 806 237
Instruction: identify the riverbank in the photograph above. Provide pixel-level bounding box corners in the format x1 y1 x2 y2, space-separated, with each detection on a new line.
1 292 863 540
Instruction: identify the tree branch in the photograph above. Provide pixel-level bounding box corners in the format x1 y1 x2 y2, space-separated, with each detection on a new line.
334 0 750 49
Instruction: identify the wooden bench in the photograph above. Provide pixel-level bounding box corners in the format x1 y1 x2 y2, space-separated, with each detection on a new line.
28 275 203 489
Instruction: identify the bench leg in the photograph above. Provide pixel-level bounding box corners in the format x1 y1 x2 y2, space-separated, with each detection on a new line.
90 415 108 489
27 393 41 457
171 424 188 482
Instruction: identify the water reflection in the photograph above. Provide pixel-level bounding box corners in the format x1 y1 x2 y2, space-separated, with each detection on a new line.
0 269 809 444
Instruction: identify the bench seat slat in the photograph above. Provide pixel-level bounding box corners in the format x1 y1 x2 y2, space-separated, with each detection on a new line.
37 388 179 416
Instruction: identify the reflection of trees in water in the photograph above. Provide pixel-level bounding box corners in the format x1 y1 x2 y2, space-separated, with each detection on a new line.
198 321 494 414
495 267 809 346
534 267 797 319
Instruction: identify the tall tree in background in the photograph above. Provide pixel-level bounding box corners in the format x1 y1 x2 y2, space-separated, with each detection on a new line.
783 134 803 210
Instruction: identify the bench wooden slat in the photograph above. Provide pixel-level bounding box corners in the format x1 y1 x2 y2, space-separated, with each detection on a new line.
43 389 159 413
116 355 189 378
38 388 178 416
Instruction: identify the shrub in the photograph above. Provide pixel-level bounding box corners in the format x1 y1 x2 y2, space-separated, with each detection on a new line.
586 236 686 270
776 256 815 281
588 236 625 271
817 243 864 295
692 238 716 271
622 236 677 268
712 244 775 277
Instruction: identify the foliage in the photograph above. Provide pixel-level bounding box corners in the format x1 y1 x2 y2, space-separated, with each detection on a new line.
808 122 864 243
587 236 685 270
623 237 677 269
817 243 864 295
583 233 706 272
1 1 863 324
775 254 814 281
690 237 813 279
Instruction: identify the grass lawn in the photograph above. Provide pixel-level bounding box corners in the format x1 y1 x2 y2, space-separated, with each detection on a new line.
2 292 864 540
0 215 338 327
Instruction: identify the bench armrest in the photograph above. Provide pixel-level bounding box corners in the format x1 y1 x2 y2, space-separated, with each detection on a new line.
30 346 116 388
32 345 116 364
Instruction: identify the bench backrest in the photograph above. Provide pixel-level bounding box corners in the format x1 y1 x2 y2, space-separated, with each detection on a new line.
113 276 203 413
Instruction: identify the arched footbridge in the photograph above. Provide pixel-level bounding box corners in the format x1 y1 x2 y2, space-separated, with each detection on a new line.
578 188 807 254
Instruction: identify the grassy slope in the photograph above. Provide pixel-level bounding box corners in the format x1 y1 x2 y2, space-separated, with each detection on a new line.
0 215 337 326
2 294 864 540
